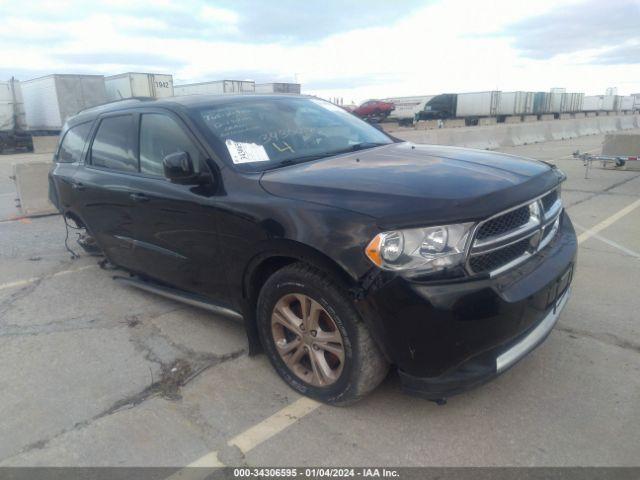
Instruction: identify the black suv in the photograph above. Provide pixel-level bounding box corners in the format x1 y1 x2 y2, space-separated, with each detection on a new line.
49 95 576 405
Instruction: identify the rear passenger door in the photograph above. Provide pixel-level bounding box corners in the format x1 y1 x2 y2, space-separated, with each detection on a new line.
72 113 140 270
49 121 93 211
127 111 226 300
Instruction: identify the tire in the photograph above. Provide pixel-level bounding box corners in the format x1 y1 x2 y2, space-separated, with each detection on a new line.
256 263 389 405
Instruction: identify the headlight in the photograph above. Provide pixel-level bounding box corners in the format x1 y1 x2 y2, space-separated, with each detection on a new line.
365 223 474 274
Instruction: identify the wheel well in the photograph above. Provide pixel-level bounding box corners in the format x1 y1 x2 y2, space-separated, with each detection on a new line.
242 248 357 355
245 251 354 306
247 256 297 303
64 211 86 229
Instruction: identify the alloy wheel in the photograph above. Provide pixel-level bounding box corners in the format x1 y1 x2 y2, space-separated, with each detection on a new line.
271 293 345 387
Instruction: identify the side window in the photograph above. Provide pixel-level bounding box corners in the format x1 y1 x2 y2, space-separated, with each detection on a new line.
90 115 137 172
57 123 92 163
139 114 202 177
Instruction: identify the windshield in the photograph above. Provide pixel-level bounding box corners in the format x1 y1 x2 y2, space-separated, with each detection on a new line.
196 97 393 171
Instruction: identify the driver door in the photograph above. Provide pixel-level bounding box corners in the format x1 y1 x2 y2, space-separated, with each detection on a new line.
127 111 227 302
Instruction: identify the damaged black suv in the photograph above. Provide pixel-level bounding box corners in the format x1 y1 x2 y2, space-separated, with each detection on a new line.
49 95 576 405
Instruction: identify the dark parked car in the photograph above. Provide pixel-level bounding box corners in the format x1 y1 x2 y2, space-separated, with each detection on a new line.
49 95 576 405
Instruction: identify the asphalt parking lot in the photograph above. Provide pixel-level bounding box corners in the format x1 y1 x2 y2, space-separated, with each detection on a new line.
0 131 638 468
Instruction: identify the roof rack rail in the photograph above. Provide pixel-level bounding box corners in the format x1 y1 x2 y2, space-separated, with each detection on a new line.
77 96 156 114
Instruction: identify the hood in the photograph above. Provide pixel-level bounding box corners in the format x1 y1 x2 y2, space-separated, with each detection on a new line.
259 142 562 229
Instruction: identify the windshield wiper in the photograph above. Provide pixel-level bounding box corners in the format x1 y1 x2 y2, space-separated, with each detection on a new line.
265 142 390 170
347 142 389 151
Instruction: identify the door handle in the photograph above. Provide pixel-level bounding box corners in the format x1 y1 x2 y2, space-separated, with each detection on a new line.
72 181 86 191
130 193 150 203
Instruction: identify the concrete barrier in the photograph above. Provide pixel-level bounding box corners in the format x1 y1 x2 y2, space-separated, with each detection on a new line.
547 118 578 141
522 115 537 123
586 112 597 117
394 114 640 150
576 117 600 136
572 112 586 119
601 133 640 171
443 119 465 128
539 114 554 121
602 133 640 156
478 117 497 126
415 120 440 130
598 116 619 133
12 162 57 216
505 116 522 124
618 115 636 130
32 135 59 154
508 122 548 146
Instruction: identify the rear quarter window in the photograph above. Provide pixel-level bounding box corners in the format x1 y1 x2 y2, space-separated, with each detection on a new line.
57 122 92 163
90 115 137 172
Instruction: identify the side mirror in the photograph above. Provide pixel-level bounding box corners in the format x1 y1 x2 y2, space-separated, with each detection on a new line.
163 151 197 184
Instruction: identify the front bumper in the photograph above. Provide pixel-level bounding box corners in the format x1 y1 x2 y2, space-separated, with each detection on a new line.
398 286 571 399
356 211 577 399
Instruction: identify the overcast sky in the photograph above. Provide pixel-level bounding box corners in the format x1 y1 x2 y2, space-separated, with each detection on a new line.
1 0 639 103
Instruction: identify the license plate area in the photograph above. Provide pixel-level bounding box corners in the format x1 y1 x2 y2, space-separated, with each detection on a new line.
545 265 573 310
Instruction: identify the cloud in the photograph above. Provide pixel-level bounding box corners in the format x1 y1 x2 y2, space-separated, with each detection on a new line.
208 0 429 42
589 43 640 65
1 0 639 101
501 0 640 60
0 0 430 44
304 74 404 90
54 52 186 69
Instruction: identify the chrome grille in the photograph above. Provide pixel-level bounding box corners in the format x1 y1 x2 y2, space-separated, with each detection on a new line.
469 238 531 273
541 189 558 211
467 188 562 276
476 206 530 240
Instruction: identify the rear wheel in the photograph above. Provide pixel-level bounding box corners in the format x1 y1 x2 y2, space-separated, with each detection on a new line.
257 263 388 405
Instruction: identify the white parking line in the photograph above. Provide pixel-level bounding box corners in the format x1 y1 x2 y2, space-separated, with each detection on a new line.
577 198 640 245
227 396 321 454
186 451 225 468
173 397 320 474
573 222 640 258
0 264 96 291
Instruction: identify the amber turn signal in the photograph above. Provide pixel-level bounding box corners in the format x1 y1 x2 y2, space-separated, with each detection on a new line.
365 234 382 266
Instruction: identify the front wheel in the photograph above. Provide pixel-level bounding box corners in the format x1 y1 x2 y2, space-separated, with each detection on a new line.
257 263 389 405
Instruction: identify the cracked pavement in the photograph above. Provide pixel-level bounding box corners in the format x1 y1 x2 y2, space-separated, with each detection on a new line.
0 132 638 467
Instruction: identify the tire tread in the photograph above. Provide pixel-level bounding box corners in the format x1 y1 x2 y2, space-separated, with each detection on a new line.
257 262 388 406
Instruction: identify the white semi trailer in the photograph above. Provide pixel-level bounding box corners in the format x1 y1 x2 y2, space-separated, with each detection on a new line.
455 91 501 118
583 95 616 112
496 91 533 116
618 96 635 112
174 80 255 96
560 93 584 113
0 78 29 152
0 79 25 131
383 95 435 123
254 83 301 94
105 72 174 100
21 74 106 131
